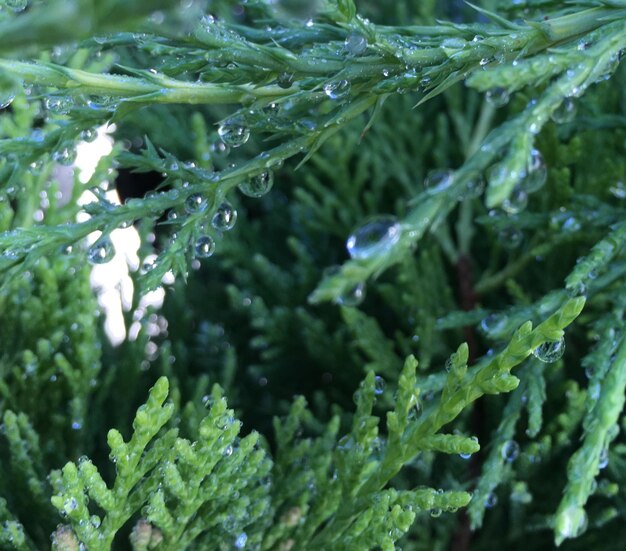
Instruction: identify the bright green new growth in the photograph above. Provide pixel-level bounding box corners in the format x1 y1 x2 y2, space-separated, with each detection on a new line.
0 0 626 549
6 296 583 550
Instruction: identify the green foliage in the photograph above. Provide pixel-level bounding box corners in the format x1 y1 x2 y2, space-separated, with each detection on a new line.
0 0 626 550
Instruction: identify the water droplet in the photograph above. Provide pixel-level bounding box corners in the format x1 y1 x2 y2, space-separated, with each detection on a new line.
557 506 587 541
80 128 98 143
64 497 78 515
195 235 216 258
485 87 510 108
480 313 506 335
184 193 208 214
460 437 477 460
5 0 28 13
499 227 523 249
532 337 565 363
522 149 547 193
276 72 294 89
87 237 115 264
501 440 520 462
486 162 512 191
234 532 247 549
566 281 587 298
551 98 577 124
345 33 368 56
335 282 366 307
424 169 454 192
346 215 401 260
216 413 234 430
238 170 274 198
430 508 442 518
90 515 101 528
0 91 16 109
323 79 351 100
218 120 250 147
441 37 466 49
374 375 385 395
484 492 498 508
211 202 237 231
52 147 76 166
562 216 581 233
501 187 528 215
223 445 233 457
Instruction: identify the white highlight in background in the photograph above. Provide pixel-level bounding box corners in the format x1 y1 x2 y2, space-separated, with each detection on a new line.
74 126 165 346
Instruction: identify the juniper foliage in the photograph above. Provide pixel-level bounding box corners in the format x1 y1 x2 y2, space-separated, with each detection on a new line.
0 0 625 549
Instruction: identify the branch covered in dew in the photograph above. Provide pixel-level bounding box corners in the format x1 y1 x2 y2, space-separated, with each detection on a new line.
0 3 624 290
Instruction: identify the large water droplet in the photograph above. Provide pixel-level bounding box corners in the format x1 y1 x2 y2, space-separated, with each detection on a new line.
45 96 73 115
211 202 237 231
238 170 274 198
345 33 368 56
532 337 565 363
218 120 250 147
485 87 510 108
551 98 577 124
323 79 351 100
501 440 520 462
87 237 115 264
346 216 401 260
184 193 208 214
195 235 216 258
